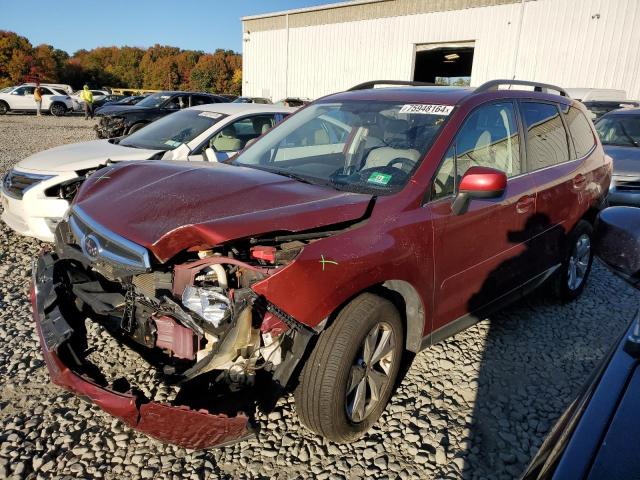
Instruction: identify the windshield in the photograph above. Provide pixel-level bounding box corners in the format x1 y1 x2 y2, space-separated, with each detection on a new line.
119 109 227 150
234 101 450 194
135 93 172 108
0 87 13 93
596 115 640 147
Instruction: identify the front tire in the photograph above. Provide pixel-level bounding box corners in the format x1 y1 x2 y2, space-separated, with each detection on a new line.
127 122 146 134
295 293 403 443
0 101 8 115
50 102 66 117
552 220 594 301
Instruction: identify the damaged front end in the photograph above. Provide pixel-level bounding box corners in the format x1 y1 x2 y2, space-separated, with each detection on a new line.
32 206 316 449
95 116 126 139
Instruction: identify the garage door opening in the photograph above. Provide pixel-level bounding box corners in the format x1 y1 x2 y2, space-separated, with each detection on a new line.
413 42 475 86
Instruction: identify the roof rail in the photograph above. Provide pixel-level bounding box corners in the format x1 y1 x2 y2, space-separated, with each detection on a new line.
348 80 437 91
475 79 570 97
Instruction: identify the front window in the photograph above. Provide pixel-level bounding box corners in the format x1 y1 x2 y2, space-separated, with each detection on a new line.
596 115 640 147
431 102 521 200
135 93 173 108
233 101 451 194
118 110 227 150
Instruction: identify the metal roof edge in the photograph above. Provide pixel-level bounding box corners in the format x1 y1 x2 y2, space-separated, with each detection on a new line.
241 0 390 21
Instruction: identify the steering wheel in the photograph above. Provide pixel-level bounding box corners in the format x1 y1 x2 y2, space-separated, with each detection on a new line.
386 157 415 173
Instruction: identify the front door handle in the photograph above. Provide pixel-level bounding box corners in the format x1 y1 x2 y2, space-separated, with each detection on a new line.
516 195 535 214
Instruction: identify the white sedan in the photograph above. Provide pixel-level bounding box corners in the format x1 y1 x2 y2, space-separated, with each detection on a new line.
1 103 295 242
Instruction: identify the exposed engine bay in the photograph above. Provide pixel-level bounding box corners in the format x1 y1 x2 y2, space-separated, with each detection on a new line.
44 215 319 444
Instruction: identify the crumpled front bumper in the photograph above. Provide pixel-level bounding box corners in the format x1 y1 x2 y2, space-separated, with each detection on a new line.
31 253 255 450
94 117 126 139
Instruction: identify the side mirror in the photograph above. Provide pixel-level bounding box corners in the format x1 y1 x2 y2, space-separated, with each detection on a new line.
595 206 640 289
451 166 507 215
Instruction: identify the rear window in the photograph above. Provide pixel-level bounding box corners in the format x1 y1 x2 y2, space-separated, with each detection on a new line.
564 107 596 158
521 102 569 170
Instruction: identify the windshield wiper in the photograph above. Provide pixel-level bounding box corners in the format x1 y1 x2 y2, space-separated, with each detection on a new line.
268 170 316 185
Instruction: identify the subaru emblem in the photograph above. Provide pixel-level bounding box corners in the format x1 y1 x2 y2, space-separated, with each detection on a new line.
82 234 101 261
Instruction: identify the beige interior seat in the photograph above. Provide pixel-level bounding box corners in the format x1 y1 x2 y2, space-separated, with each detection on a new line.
213 126 242 152
362 119 419 171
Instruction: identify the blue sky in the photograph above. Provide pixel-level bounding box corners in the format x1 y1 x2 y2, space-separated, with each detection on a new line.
1 0 333 54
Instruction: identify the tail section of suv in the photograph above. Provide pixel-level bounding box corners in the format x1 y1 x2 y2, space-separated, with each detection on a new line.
31 80 610 448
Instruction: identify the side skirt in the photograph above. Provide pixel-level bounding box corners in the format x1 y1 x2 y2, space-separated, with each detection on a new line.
420 264 560 350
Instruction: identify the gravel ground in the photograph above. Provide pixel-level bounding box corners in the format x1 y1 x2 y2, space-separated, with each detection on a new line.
0 114 637 479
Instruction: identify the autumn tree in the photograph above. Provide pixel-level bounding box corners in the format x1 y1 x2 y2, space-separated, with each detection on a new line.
0 30 242 92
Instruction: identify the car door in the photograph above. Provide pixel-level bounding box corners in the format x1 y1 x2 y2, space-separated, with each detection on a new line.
190 94 215 107
10 86 35 110
518 101 591 275
196 113 283 161
428 101 539 330
40 87 56 109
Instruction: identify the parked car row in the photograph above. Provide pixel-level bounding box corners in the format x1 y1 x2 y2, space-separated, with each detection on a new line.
94 91 230 138
5 78 616 453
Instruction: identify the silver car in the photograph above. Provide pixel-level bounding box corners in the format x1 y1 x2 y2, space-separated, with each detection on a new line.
596 108 640 207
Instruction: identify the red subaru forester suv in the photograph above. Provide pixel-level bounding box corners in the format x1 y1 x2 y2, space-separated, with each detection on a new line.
32 80 611 448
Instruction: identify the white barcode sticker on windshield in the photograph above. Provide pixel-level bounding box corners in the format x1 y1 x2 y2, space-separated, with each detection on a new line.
399 104 454 115
198 111 222 119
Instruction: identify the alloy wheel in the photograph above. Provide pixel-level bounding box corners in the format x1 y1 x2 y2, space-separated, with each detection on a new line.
568 233 591 291
345 321 396 423
50 103 65 117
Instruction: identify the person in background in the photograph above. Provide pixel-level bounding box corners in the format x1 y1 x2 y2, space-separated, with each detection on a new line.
80 85 94 120
34 82 43 116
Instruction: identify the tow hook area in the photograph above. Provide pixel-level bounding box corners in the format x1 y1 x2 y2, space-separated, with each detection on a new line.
31 253 256 450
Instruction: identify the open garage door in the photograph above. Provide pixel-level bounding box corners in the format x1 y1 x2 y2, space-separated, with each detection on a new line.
413 42 475 86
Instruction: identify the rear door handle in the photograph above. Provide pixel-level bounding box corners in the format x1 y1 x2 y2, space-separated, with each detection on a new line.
516 195 535 214
573 174 587 190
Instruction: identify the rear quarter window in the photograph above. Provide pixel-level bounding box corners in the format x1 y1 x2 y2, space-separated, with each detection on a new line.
565 107 596 158
521 102 570 171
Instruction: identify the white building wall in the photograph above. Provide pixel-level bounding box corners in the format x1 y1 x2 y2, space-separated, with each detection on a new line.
243 0 640 101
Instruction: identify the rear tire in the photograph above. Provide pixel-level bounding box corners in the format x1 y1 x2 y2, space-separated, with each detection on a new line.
50 102 66 117
128 123 146 134
0 101 8 115
552 220 594 302
294 293 403 443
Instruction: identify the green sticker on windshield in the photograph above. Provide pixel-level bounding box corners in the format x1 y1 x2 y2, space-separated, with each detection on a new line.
367 172 392 185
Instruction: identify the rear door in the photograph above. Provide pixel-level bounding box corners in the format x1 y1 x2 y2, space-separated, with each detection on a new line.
429 101 538 329
40 87 57 109
519 101 592 275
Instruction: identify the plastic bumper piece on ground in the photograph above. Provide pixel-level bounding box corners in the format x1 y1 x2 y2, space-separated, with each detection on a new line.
31 253 255 450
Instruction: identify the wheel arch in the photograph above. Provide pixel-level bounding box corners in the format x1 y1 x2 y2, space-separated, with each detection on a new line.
321 280 426 354
127 121 148 133
377 280 426 353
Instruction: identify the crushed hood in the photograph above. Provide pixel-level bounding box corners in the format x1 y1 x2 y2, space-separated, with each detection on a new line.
605 145 640 177
16 139 161 173
96 105 149 116
74 161 373 263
